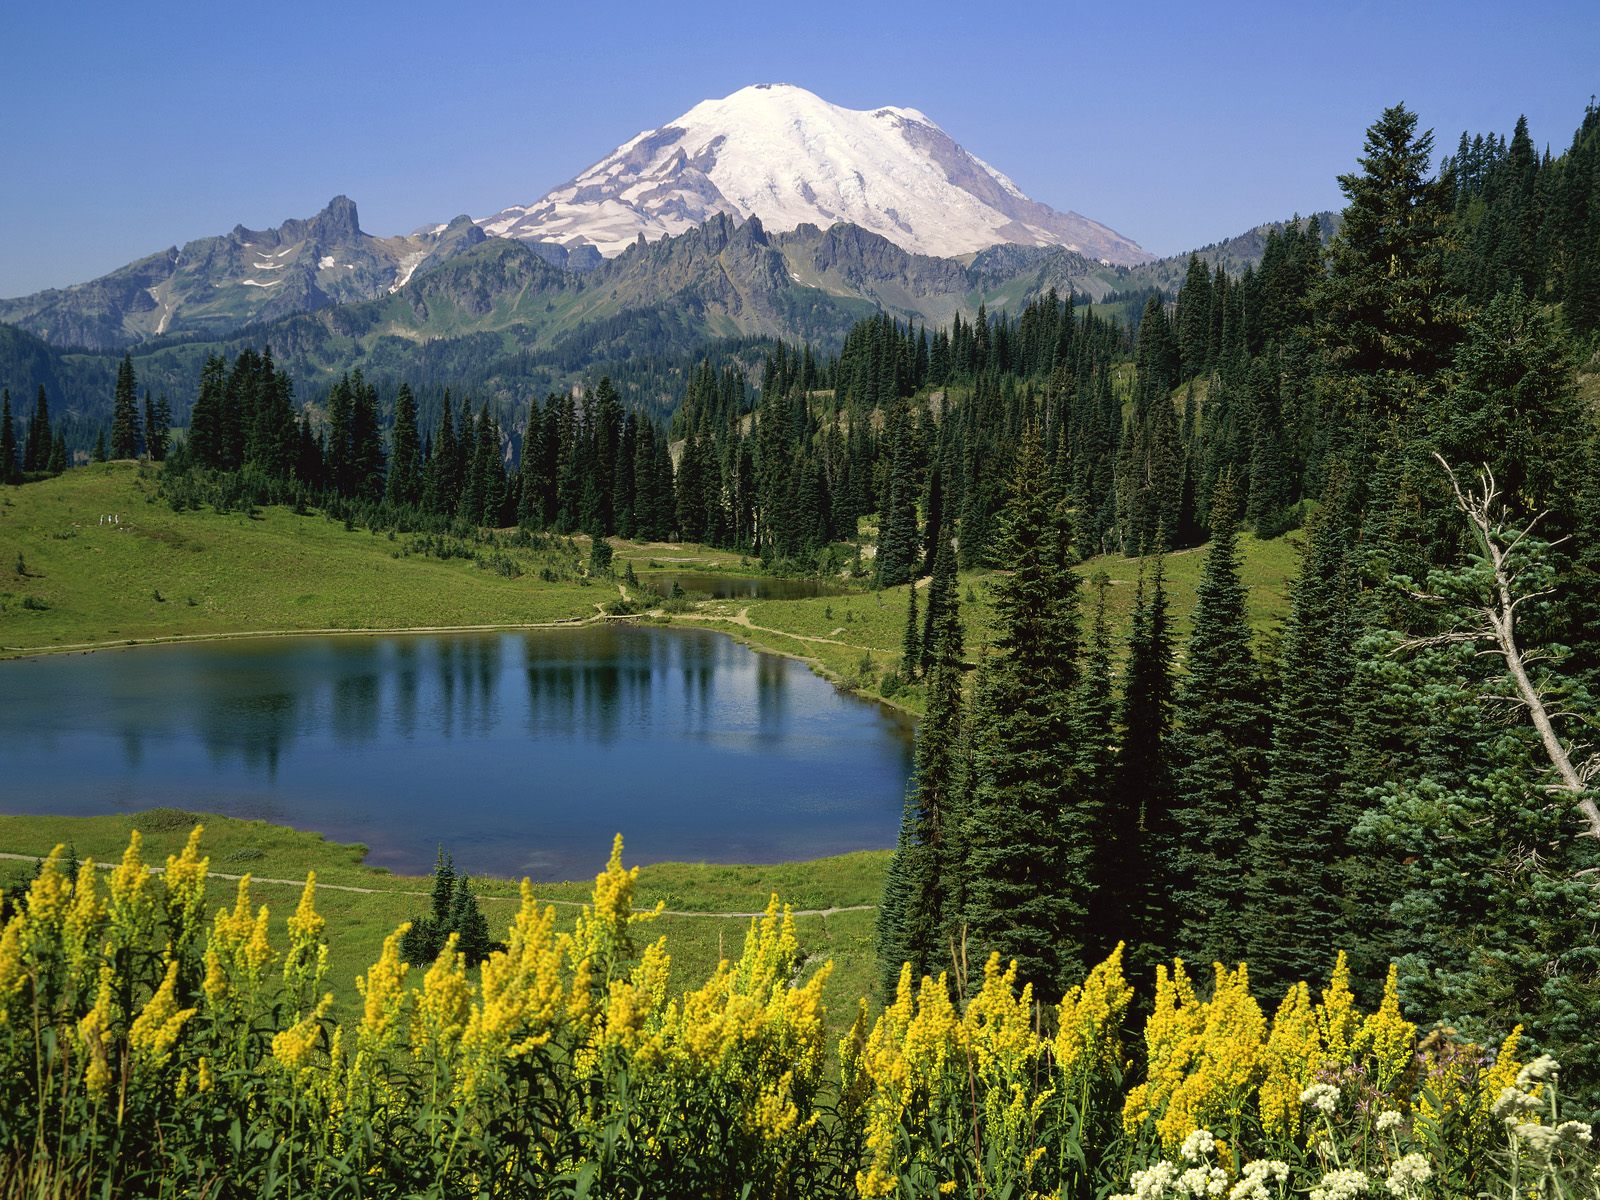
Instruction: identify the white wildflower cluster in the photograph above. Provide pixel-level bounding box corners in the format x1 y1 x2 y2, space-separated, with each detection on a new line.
1182 1129 1218 1163
1301 1083 1342 1114
1511 1121 1595 1159
1384 1153 1432 1198
1176 1165 1228 1198
1309 1168 1369 1200
1112 1161 1177 1200
1375 1110 1404 1132
1515 1055 1560 1090
1228 1159 1290 1200
1494 1084 1543 1122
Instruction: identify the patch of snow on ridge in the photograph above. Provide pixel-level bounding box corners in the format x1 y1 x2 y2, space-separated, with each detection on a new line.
476 83 1151 265
318 255 336 269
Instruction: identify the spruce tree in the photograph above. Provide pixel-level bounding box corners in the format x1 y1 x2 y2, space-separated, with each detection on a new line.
47 434 66 475
1100 555 1176 969
963 427 1091 995
92 430 107 463
110 354 141 460
386 383 423 508
1075 572 1118 964
920 532 961 672
901 582 920 680
1 390 16 483
876 531 969 991
875 405 921 587
1169 475 1270 966
144 393 171 463
1241 471 1363 991
24 386 50 473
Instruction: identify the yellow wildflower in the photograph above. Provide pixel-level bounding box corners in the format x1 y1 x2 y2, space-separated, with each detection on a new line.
412 933 470 1060
108 831 158 955
196 1056 214 1093
62 860 104 981
162 825 209 952
1357 964 1416 1091
273 993 333 1071
1056 942 1134 1077
0 915 26 1020
77 965 116 1099
129 957 197 1069
1315 951 1360 1068
1260 982 1319 1139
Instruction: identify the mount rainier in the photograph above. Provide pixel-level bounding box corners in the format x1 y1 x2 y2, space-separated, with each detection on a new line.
476 83 1151 265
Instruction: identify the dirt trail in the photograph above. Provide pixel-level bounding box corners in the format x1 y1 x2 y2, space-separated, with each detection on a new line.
0 851 875 919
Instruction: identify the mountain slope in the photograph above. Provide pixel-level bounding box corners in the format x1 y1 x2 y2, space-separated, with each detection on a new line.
0 199 486 352
479 83 1151 265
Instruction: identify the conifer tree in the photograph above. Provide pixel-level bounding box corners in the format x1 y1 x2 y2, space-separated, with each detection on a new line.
875 406 921 587
920 532 961 672
962 427 1091 994
110 353 141 460
1242 471 1363 991
1075 572 1118 963
1100 555 1176 968
47 434 66 475
876 531 969 991
24 386 50 473
143 392 171 463
901 583 920 680
1169 475 1270 965
1 390 16 483
386 383 423 508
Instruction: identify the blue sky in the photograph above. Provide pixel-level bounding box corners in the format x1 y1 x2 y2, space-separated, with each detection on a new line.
2 0 1596 296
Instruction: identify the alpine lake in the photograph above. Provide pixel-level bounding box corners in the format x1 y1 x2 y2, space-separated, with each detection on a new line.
0 614 914 882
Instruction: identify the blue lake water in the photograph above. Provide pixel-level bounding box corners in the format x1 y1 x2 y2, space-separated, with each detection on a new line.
0 627 915 880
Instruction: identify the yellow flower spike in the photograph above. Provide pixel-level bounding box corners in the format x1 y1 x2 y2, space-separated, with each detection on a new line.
0 915 28 1021
196 1056 214 1093
357 923 411 1050
162 825 209 952
1358 963 1416 1091
1260 981 1319 1139
62 860 104 980
1315 951 1360 1067
1478 1026 1524 1115
1056 943 1134 1079
412 933 471 1061
129 957 197 1069
283 872 327 999
273 992 333 1071
108 830 157 954
76 964 116 1099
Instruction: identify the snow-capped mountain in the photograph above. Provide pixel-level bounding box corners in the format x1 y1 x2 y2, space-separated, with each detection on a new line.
478 84 1151 266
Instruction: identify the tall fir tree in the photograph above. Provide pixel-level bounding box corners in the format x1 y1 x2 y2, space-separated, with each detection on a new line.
110 353 141 460
876 531 969 991
1169 475 1270 966
0 390 16 483
962 427 1093 995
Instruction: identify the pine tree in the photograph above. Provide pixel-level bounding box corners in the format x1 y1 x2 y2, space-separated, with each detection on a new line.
1241 471 1363 992
110 354 141 460
1100 555 1176 969
24 386 50 473
875 405 921 587
901 582 920 680
386 383 423 508
47 434 66 475
144 393 171 463
876 531 969 991
1 390 16 483
962 427 1091 995
92 430 107 463
1169 475 1270 966
1076 572 1118 964
920 532 962 672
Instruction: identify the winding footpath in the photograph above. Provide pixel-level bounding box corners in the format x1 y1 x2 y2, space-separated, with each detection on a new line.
0 851 875 919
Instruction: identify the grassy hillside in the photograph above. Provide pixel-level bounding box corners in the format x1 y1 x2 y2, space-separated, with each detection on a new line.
0 461 609 656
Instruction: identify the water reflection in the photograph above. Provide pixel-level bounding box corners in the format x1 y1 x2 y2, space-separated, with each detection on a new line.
2 628 914 879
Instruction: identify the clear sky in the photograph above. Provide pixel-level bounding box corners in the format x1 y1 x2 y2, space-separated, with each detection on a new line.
2 0 1596 297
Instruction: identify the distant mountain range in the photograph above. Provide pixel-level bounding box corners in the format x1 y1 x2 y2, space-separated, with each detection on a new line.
0 84 1332 426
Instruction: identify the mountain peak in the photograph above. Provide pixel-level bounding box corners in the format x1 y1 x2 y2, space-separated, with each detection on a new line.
479 85 1149 264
